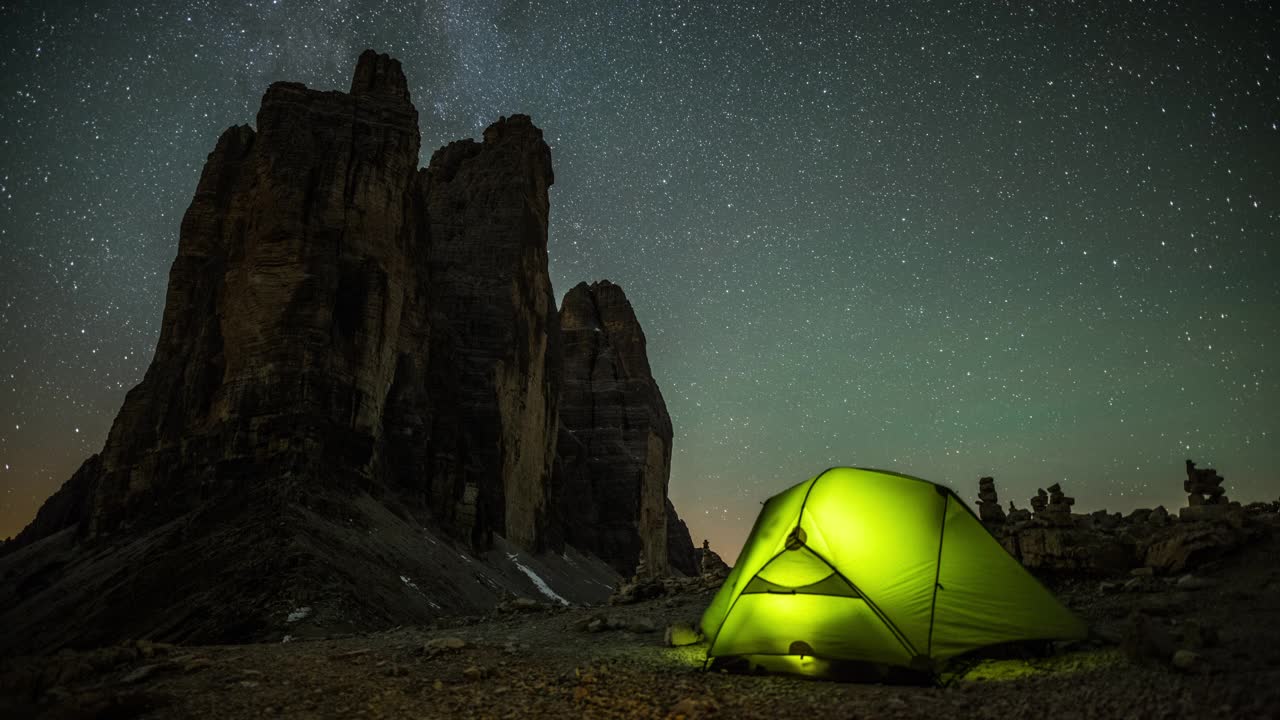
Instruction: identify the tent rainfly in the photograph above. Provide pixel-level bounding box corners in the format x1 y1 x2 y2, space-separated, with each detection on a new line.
700 467 1087 678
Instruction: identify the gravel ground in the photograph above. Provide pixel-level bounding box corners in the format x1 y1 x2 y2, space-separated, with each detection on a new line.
5 532 1280 719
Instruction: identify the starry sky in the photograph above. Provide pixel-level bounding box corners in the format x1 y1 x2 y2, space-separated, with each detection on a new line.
1 1 1277 560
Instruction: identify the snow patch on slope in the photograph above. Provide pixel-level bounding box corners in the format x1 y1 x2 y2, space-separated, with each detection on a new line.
507 553 569 605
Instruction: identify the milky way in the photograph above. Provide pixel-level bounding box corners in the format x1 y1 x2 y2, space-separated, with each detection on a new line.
1 1 1277 557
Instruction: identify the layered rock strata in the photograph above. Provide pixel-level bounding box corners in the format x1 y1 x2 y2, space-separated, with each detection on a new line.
14 51 426 548
6 52 560 554
413 113 561 550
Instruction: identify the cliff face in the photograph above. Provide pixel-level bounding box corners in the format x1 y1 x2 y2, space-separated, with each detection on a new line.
20 53 423 545
7 53 560 555
413 116 560 550
552 281 686 577
666 499 698 577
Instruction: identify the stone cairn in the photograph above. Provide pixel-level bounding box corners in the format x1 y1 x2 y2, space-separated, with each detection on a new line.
1184 459 1228 507
1006 501 1032 524
977 477 1006 524
1030 483 1075 526
699 539 730 579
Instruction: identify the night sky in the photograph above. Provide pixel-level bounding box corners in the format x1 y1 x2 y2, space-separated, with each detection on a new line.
1 1 1277 559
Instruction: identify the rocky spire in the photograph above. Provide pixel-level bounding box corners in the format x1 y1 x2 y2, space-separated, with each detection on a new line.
551 280 675 577
0 52 581 652
5 49 425 547
413 112 560 551
349 49 411 102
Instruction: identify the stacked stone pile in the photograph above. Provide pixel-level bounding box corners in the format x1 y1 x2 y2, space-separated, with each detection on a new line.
980 461 1269 576
977 476 1006 524
1182 460 1234 521
697 540 730 579
1030 483 1075 527
1184 460 1227 504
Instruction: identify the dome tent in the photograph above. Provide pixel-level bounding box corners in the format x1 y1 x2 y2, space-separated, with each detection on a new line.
700 467 1087 679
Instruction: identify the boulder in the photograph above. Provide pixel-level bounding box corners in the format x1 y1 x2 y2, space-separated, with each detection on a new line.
609 575 667 605
1121 611 1175 664
665 623 703 647
1011 527 1133 575
1171 649 1203 673
1143 523 1242 574
1179 620 1219 650
1147 506 1169 525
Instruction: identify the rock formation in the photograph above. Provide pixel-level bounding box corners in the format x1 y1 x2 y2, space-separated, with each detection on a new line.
411 113 561 550
1030 483 1075 527
1184 460 1227 503
5 51 563 556
11 51 426 550
976 476 1005 524
982 466 1269 577
551 280 684 577
1181 459 1236 521
0 51 691 653
696 539 730 579
1006 500 1032 524
665 500 698 576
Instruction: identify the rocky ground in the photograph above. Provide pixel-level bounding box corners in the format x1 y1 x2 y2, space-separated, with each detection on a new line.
4 518 1280 720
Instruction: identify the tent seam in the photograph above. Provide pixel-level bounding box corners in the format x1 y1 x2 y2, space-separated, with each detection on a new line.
806 546 920 659
704 545 791 658
938 486 1089 640
794 466 834 523
707 543 920 662
796 468 920 659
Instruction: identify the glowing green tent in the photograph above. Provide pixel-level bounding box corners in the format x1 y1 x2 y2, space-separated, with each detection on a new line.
701 467 1087 677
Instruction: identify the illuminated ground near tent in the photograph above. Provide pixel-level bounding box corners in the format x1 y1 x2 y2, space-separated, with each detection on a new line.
946 648 1126 683
667 645 1125 683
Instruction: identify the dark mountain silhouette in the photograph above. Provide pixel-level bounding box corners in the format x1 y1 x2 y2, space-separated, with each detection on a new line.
0 50 694 654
